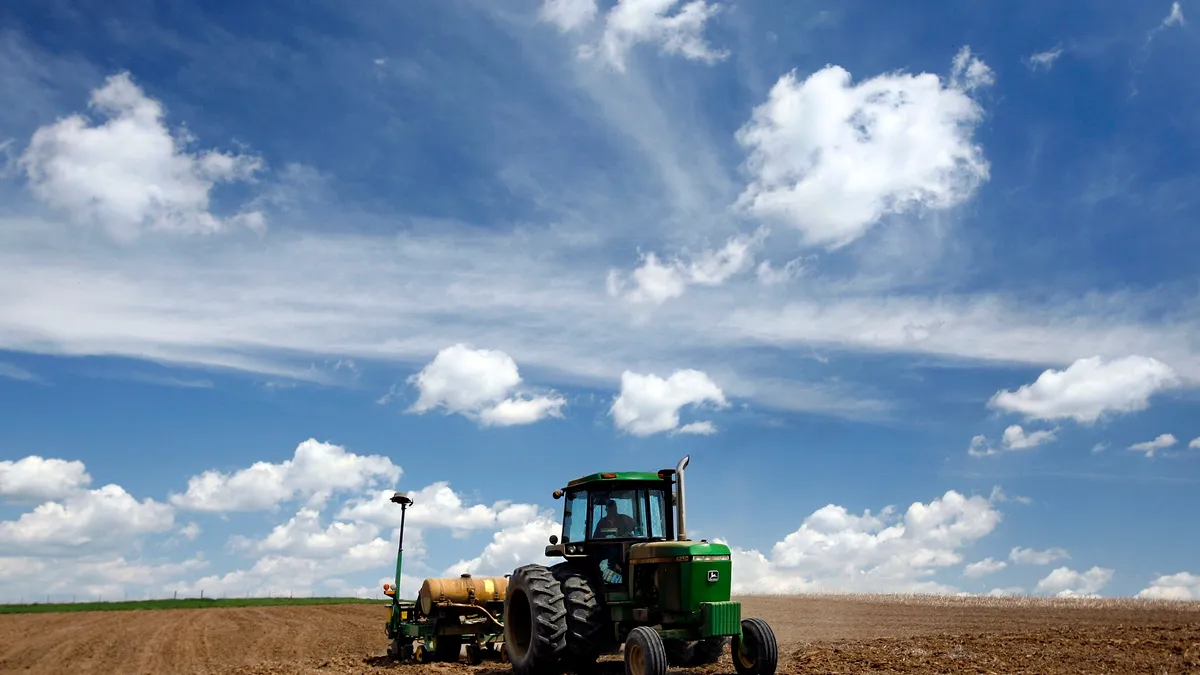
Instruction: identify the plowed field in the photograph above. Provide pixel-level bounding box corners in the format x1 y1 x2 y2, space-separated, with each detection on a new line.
1 594 1197 674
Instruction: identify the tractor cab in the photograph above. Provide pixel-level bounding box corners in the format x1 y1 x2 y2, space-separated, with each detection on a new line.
545 463 683 588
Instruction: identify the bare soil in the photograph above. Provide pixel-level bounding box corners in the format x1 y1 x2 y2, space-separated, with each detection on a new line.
1 594 1197 674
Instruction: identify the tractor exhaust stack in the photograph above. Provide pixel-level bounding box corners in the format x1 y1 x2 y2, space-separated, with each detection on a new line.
675 454 690 541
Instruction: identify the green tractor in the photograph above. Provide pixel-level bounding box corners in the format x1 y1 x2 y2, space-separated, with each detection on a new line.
502 455 777 675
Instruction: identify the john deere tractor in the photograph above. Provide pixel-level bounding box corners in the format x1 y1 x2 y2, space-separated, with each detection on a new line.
501 455 777 675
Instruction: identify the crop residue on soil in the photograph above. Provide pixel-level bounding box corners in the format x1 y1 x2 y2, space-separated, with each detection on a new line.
0 594 1197 674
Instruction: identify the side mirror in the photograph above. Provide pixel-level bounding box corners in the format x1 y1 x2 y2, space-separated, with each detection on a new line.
549 534 559 545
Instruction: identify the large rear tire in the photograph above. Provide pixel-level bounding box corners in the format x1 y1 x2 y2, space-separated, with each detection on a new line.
504 564 569 675
624 626 668 675
732 617 777 675
552 562 606 671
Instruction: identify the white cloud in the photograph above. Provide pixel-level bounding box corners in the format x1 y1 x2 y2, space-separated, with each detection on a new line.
988 355 1179 424
17 72 265 242
677 420 716 435
166 539 395 600
1128 433 1177 458
0 484 175 556
174 479 550 602
722 489 1003 594
230 507 383 558
606 229 766 305
179 522 201 541
443 515 559 578
0 555 208 603
1035 565 1113 597
1162 1 1185 27
1002 424 1057 450
1137 571 1199 601
168 438 401 512
0 362 39 382
1009 546 1070 565
1190 437 1200 449
967 424 1056 457
406 344 566 427
579 0 729 73
0 456 92 503
337 481 541 539
755 256 811 286
609 368 728 435
949 46 995 91
732 47 991 249
963 557 1007 578
539 0 599 31
1027 46 1064 71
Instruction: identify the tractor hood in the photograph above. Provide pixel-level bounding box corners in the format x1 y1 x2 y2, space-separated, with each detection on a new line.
628 540 731 561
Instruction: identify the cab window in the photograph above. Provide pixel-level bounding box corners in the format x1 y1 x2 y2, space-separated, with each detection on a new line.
587 488 669 540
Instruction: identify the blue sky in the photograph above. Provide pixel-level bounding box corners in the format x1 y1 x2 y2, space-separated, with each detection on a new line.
1 0 1198 603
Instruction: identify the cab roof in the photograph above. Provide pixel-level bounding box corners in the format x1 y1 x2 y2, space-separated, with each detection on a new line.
565 470 668 488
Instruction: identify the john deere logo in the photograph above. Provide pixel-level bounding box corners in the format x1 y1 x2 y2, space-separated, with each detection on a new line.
707 570 719 583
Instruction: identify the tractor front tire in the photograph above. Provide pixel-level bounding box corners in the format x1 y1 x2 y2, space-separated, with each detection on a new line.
552 562 606 671
624 626 668 675
504 564 568 675
732 618 778 675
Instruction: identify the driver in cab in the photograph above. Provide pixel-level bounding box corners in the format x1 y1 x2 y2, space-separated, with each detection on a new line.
592 499 636 538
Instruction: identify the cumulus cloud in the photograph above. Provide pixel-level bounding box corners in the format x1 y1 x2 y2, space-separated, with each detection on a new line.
1128 433 1177 458
721 489 1003 594
606 230 765 305
1035 565 1113 597
575 0 729 72
443 515 559 577
17 72 265 242
0 456 92 503
1002 425 1057 450
337 481 540 537
1137 571 1199 601
405 344 566 427
988 355 1179 424
1190 437 1200 449
166 539 395 600
732 47 991 249
1010 546 1070 565
229 507 384 559
609 368 728 435
175 479 551 602
963 557 1007 578
0 555 208 603
168 438 401 512
0 484 175 556
967 424 1056 456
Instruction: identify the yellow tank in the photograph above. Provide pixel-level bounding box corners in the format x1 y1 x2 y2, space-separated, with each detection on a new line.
418 574 509 615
